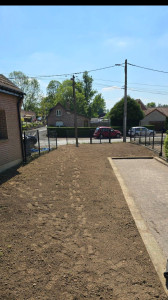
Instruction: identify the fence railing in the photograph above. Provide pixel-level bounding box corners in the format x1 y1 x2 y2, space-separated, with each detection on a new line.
22 128 58 163
23 128 167 163
129 130 167 159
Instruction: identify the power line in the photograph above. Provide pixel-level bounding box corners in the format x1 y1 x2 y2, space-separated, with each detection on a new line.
8 63 123 81
128 62 168 74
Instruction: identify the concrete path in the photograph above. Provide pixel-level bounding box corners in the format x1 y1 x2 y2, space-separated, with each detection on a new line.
108 157 168 294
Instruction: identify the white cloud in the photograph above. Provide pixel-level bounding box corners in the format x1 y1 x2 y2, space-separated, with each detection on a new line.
104 36 140 48
102 86 122 91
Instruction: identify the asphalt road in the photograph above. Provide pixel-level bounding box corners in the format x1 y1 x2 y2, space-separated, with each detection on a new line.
25 126 128 147
25 126 165 148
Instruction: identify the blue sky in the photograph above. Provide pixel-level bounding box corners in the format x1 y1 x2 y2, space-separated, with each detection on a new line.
1 5 168 110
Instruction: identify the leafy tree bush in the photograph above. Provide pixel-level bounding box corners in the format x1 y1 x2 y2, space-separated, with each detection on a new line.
164 131 168 159
109 95 144 127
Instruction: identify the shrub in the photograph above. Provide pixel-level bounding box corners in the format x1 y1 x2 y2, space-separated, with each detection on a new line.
47 127 97 138
164 132 168 159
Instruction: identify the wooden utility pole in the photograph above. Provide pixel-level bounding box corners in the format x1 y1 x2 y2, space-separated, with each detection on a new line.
123 59 127 142
71 75 78 147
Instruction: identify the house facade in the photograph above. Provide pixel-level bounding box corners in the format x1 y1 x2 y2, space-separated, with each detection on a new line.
47 102 90 127
0 74 24 173
140 107 168 131
21 109 36 122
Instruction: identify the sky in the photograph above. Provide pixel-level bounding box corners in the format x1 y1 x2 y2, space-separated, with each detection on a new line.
1 5 168 110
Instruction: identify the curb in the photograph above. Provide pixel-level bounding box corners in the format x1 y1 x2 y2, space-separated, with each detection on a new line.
154 156 168 167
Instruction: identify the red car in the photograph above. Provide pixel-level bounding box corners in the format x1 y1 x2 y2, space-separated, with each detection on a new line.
93 126 122 139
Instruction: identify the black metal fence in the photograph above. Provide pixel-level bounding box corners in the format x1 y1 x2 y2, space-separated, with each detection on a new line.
23 128 167 163
23 128 58 163
130 130 167 159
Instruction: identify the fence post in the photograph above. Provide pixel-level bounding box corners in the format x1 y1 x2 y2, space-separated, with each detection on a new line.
90 129 92 144
37 129 40 156
47 128 50 152
109 129 111 143
152 131 154 149
23 131 27 163
55 130 57 149
145 131 146 146
66 130 68 145
159 130 164 156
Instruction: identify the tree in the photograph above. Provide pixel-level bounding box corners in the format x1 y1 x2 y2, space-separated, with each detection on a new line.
91 94 106 117
9 71 42 114
109 96 144 127
47 80 60 98
52 79 88 116
147 102 156 108
82 71 96 105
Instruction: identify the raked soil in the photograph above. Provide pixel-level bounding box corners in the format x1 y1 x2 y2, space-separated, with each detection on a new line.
0 143 167 300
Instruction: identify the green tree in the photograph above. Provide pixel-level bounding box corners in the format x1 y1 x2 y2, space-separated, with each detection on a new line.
9 71 42 114
39 74 104 118
82 71 96 105
147 102 156 108
109 96 144 127
54 79 88 116
91 94 106 117
47 80 60 98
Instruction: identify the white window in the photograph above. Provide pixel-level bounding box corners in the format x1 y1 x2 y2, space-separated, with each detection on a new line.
56 109 61 116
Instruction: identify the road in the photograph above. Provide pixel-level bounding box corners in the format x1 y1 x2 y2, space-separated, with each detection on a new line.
25 126 129 147
25 126 165 148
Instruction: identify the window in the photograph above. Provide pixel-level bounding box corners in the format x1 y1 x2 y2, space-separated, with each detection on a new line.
56 109 61 116
0 110 8 139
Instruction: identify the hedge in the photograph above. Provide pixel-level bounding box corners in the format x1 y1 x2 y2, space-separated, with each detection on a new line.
164 131 168 159
47 124 155 138
47 127 97 138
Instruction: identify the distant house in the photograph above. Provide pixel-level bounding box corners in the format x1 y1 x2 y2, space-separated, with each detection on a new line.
47 102 90 127
90 117 110 127
140 107 168 131
0 74 25 173
21 109 36 122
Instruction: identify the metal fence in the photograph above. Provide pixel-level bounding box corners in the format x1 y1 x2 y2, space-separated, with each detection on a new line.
130 131 167 160
22 129 58 163
23 128 167 163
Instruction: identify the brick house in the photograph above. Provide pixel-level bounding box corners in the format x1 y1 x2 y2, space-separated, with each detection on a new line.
47 102 90 127
140 107 168 131
21 109 36 122
0 74 25 173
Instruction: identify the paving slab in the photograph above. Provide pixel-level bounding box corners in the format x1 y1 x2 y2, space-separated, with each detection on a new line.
108 157 168 294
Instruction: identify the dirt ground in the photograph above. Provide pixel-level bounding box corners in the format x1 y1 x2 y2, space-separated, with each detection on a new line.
0 143 167 300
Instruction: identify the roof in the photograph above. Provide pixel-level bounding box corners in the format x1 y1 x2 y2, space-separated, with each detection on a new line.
49 102 90 120
144 107 168 117
0 74 25 96
135 99 147 110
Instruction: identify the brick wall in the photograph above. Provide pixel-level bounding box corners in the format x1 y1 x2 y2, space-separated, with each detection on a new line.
0 93 22 169
48 103 90 127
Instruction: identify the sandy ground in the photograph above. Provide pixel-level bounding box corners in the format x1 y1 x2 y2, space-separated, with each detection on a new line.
0 143 167 300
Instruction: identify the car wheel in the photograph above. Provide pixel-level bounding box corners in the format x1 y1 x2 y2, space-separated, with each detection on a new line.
116 133 121 138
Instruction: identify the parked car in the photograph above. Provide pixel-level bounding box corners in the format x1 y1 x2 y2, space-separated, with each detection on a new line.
128 126 156 137
93 126 122 139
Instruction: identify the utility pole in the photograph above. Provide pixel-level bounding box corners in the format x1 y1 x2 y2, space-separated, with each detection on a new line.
123 59 127 142
71 75 78 147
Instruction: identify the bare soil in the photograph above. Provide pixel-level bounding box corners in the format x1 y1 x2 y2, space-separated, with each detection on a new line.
0 143 167 300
